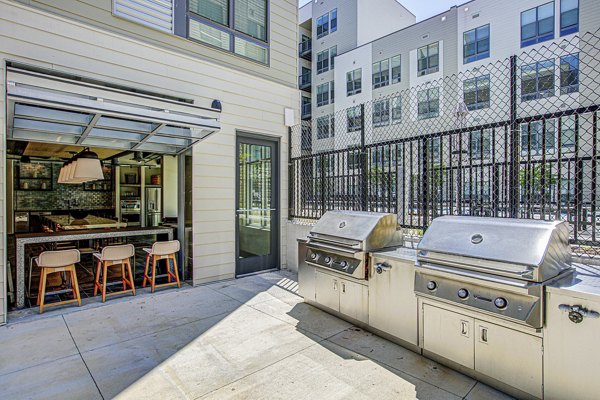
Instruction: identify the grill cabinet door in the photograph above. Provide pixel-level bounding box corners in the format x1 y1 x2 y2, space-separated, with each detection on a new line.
339 279 368 324
474 321 542 398
544 292 600 400
423 304 475 369
315 271 340 312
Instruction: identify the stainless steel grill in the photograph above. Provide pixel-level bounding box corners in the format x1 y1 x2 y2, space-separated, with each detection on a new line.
415 216 573 328
304 211 403 280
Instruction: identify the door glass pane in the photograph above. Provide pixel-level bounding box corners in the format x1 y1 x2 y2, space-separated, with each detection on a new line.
238 142 272 259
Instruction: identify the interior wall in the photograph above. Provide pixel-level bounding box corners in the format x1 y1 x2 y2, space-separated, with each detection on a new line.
162 155 178 218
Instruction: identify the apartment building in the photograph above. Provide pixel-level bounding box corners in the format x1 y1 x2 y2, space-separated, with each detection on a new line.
0 0 299 324
297 0 416 153
329 0 600 146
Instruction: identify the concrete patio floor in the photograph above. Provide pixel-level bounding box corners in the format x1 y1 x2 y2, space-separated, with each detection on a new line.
0 271 514 400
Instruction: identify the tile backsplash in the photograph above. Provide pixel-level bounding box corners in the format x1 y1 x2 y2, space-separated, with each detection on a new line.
15 162 114 211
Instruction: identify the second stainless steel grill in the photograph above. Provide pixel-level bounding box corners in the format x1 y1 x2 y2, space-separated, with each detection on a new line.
415 216 573 328
304 211 403 280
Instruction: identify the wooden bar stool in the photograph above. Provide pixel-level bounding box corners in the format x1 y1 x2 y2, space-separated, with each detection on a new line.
36 249 81 314
93 244 136 302
142 240 181 293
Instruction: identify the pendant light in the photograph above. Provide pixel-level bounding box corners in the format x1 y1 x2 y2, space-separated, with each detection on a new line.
72 149 104 182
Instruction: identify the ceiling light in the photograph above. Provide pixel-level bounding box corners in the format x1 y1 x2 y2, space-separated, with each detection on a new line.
72 149 104 181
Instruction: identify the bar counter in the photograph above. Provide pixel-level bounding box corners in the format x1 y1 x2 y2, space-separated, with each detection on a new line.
15 226 174 308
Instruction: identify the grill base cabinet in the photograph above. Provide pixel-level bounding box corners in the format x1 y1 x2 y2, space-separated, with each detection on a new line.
544 290 600 400
421 301 543 400
369 250 418 347
314 270 368 324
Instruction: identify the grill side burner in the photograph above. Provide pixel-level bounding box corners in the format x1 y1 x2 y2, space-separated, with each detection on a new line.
415 216 573 328
304 211 403 280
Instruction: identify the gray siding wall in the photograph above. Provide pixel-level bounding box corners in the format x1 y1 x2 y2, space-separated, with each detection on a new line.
13 0 298 88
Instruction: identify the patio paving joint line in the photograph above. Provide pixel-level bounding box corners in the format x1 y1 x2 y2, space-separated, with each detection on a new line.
194 341 323 400
462 380 480 399
61 315 105 400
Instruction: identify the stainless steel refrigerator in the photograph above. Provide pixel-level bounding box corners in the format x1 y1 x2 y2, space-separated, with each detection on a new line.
146 187 162 227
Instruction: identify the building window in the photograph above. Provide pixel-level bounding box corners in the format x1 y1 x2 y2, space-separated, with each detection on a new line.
188 0 269 64
560 53 579 95
372 60 390 89
417 42 439 76
521 2 554 47
330 9 337 33
521 60 555 101
330 46 337 70
463 24 490 64
417 88 440 119
316 12 330 38
317 49 329 74
114 0 175 33
464 75 490 111
470 129 491 159
373 100 390 127
561 116 576 151
301 96 311 118
561 0 579 36
391 55 401 84
330 81 335 104
316 82 330 107
347 106 362 132
317 115 334 139
391 96 402 123
346 68 362 96
521 120 556 155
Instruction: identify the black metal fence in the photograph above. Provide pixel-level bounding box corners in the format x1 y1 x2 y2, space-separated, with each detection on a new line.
289 29 600 256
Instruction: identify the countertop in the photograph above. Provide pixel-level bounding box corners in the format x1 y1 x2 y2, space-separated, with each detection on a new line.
547 263 600 302
42 214 126 230
371 247 417 262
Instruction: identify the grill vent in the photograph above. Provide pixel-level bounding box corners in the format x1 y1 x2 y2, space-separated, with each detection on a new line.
113 0 174 34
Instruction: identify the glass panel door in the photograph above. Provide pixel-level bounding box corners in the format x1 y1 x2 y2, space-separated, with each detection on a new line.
236 135 279 276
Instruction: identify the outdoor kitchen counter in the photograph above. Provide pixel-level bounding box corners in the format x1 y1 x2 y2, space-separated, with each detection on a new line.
371 247 417 262
547 263 600 302
14 226 174 308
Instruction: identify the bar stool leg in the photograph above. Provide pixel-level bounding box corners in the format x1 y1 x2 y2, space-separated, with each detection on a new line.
151 256 157 293
94 259 102 296
39 269 48 314
121 263 127 291
126 259 136 296
70 265 82 306
102 262 108 303
142 254 150 288
171 254 181 288
166 258 172 283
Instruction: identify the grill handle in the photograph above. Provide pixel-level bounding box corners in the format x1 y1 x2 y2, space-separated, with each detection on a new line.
306 242 360 258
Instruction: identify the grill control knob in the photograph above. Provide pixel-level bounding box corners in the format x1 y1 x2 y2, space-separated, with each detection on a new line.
339 261 348 269
310 253 317 260
494 297 508 309
324 256 332 264
426 281 437 291
457 288 469 299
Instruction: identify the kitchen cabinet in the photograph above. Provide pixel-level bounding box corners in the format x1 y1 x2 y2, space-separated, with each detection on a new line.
369 250 418 346
423 303 542 398
475 321 542 399
423 304 475 369
314 270 368 324
544 291 600 400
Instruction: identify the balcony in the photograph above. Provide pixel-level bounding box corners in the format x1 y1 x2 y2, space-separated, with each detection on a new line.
299 39 312 61
301 102 312 120
299 71 312 92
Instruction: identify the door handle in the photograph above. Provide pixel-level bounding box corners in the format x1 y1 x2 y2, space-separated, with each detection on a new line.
480 326 488 343
333 280 337 291
460 320 470 337
342 282 346 293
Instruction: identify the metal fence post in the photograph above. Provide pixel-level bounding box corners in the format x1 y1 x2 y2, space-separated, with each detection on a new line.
360 103 368 211
287 127 293 220
509 55 520 218
320 153 326 216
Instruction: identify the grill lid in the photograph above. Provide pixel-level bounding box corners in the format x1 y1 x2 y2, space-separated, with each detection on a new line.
417 216 571 280
308 211 401 250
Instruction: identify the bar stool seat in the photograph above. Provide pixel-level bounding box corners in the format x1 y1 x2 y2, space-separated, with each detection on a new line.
36 249 81 313
93 244 136 302
142 240 181 293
